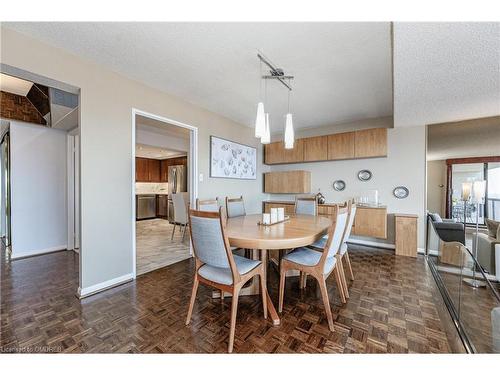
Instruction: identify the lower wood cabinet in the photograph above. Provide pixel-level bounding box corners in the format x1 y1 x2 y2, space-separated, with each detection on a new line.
263 202 296 215
352 206 387 239
264 170 311 194
395 214 418 257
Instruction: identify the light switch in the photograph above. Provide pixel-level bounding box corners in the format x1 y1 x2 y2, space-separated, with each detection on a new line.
199 173 204 182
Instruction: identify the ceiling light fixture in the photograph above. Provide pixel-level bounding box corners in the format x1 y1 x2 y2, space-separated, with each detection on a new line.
254 60 266 138
255 53 294 148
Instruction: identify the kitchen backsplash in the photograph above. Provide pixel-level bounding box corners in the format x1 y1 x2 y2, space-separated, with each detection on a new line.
135 182 169 195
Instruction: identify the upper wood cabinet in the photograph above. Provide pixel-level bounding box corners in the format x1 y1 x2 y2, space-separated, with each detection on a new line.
327 132 355 160
354 128 387 158
264 128 387 165
304 136 328 161
264 170 311 194
148 159 161 182
264 139 305 164
160 160 169 182
136 158 149 182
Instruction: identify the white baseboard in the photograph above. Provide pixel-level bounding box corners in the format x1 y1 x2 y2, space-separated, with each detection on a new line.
11 245 67 260
77 273 134 299
347 238 395 250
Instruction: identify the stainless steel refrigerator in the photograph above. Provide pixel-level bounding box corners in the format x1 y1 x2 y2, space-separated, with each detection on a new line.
167 165 187 223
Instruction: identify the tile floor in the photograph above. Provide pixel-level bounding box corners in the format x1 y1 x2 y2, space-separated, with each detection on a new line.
136 218 191 275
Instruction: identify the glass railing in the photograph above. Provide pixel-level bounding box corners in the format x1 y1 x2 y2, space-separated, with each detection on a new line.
426 215 500 353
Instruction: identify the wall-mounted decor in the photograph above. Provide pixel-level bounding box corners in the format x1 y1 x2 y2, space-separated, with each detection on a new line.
357 169 372 181
333 180 346 191
210 136 256 179
393 186 410 199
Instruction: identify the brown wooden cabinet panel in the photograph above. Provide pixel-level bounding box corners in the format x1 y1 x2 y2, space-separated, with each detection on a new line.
135 157 149 182
264 170 311 194
160 160 169 182
317 205 337 217
148 159 161 182
282 138 304 163
352 207 387 239
354 128 387 158
395 214 418 257
264 141 283 164
263 202 295 215
328 132 355 160
304 136 328 161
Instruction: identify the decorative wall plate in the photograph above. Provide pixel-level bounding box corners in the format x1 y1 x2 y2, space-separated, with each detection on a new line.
357 170 372 181
393 186 409 199
333 180 346 191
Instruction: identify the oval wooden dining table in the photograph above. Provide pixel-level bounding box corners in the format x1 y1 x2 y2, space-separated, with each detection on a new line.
221 213 332 325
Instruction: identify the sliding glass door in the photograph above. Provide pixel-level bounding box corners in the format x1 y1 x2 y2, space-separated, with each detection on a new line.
487 162 500 221
447 158 500 225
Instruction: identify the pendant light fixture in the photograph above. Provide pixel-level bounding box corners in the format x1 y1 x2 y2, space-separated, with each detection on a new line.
255 53 294 147
284 79 294 149
261 78 270 144
254 59 266 138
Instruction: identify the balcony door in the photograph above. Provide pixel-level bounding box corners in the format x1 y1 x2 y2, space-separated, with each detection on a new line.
446 156 500 224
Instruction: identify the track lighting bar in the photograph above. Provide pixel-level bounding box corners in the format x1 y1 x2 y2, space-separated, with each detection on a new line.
257 53 293 91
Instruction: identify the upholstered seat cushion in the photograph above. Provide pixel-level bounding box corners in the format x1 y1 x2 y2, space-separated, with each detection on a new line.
198 255 260 285
310 235 328 249
283 247 336 274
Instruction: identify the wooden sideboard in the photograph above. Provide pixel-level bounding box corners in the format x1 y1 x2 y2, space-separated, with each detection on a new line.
394 214 418 257
263 201 387 239
264 128 387 165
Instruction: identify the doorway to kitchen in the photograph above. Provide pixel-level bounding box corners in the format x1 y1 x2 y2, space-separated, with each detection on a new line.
132 109 198 277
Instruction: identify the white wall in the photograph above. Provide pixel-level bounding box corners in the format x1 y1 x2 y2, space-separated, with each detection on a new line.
10 121 67 258
1 28 267 294
268 125 427 248
426 160 446 216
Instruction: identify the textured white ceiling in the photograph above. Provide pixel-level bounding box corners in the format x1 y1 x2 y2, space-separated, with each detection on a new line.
135 143 186 160
393 22 500 127
3 22 393 131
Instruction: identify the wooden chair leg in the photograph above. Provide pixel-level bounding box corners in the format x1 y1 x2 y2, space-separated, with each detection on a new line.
260 269 268 319
337 256 350 299
316 274 335 331
333 266 346 304
344 251 354 281
185 276 199 325
220 290 224 302
278 265 287 313
171 223 176 240
228 286 240 353
182 224 188 242
299 272 307 289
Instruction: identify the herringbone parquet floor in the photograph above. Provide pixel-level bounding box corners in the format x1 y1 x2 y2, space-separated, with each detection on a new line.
0 245 462 353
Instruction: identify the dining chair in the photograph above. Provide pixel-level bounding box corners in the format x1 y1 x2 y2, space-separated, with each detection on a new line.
278 206 348 331
309 201 357 297
196 197 219 212
294 196 318 216
171 192 189 242
225 196 246 218
185 208 267 353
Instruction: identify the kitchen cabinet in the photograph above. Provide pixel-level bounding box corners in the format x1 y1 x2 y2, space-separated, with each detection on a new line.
148 159 161 182
304 136 328 161
354 128 387 158
327 132 355 160
136 157 149 182
160 160 169 182
264 170 311 194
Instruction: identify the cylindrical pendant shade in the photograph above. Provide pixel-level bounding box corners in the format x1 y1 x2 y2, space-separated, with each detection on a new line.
261 113 270 144
255 102 265 138
284 113 294 149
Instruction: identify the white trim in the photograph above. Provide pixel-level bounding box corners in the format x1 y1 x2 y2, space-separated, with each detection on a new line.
131 108 198 279
77 272 134 299
67 134 75 251
347 238 395 250
11 245 67 260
